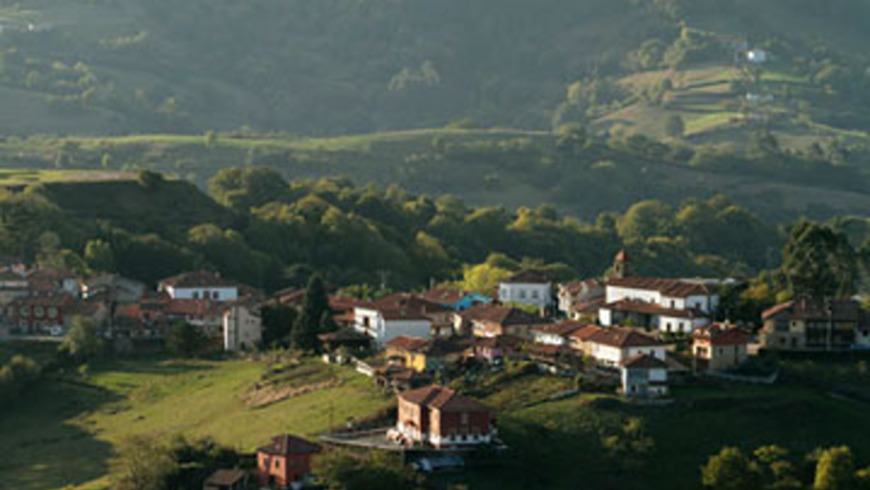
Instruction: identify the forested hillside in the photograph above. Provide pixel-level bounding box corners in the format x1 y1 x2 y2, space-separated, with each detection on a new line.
0 0 868 136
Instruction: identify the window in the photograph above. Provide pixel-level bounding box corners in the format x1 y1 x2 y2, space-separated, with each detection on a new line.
518 290 526 299
212 291 219 300
34 306 44 317
193 292 200 299
531 290 539 299
274 459 281 469
48 307 58 319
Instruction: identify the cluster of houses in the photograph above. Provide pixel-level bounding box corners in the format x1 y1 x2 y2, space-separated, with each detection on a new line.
0 258 264 352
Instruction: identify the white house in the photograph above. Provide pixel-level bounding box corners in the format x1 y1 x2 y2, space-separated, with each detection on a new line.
620 354 669 398
223 303 262 352
586 327 667 368
353 297 434 347
498 270 553 310
158 270 239 302
599 299 711 334
532 320 585 347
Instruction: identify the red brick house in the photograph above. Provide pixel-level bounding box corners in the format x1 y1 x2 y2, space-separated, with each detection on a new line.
256 434 320 489
391 385 496 449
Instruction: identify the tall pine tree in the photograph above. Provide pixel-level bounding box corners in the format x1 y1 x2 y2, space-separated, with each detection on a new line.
291 274 332 352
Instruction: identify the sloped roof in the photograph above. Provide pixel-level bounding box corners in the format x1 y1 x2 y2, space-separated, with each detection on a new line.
761 299 866 324
588 327 664 348
569 325 605 341
533 320 585 337
420 287 467 305
607 276 712 298
257 434 320 456
204 469 246 486
385 335 429 352
501 270 550 285
622 353 668 369
560 279 602 296
603 299 706 319
463 303 547 326
400 385 490 413
693 323 752 346
159 270 235 289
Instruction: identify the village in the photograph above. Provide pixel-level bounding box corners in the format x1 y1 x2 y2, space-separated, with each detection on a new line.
1 249 869 490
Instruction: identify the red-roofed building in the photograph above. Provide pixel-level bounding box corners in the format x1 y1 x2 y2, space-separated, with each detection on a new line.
390 385 496 449
256 434 320 489
693 323 752 371
353 294 451 347
620 353 669 398
532 320 585 346
759 299 870 351
601 252 719 334
585 326 667 368
458 303 547 339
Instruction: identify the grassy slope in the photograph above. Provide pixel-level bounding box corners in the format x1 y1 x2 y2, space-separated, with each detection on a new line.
0 357 392 490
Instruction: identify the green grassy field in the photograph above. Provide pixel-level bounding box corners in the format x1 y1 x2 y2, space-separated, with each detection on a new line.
0 357 392 490
0 169 135 187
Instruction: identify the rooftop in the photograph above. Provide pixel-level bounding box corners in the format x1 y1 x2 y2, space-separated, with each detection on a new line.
607 276 712 298
257 434 320 456
588 327 665 348
158 270 235 289
400 385 490 413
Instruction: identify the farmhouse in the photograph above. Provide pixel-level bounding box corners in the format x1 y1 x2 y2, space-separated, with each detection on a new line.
585 326 667 368
354 294 451 346
498 270 553 310
391 385 496 449
620 354 669 398
459 303 547 339
759 299 870 352
158 270 239 302
384 335 467 373
692 323 752 371
532 320 585 346
256 434 320 489
601 251 717 333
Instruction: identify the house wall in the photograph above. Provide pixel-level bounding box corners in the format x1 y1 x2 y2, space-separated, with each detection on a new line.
429 408 493 448
223 306 262 351
599 308 614 327
499 283 553 309
591 343 666 367
167 286 238 302
257 452 312 489
657 315 709 334
606 286 660 305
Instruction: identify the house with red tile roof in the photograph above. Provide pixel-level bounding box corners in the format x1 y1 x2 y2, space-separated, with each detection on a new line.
391 385 496 449
256 434 320 489
692 323 753 371
759 299 870 352
353 294 451 346
585 326 667 367
532 320 585 346
600 251 719 334
458 303 547 339
620 353 669 398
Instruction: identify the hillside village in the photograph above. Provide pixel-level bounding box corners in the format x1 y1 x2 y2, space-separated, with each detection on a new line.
3 245 869 489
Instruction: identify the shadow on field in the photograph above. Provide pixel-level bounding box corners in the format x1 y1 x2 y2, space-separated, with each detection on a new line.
0 379 120 489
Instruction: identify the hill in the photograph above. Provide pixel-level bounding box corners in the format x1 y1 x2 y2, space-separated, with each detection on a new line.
2 128 868 224
3 351 869 490
0 0 868 137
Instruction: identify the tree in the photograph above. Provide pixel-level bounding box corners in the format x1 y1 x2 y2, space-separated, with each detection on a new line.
84 239 116 272
814 446 856 490
314 450 409 490
292 274 331 352
260 303 297 346
166 322 207 358
60 316 103 362
702 447 761 490
112 435 177 490
617 200 675 242
664 114 685 138
783 220 858 300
